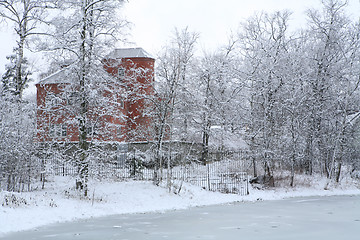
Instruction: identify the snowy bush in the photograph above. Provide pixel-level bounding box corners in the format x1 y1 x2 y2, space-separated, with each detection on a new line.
0 94 40 192
351 170 360 180
126 152 145 178
1 193 27 207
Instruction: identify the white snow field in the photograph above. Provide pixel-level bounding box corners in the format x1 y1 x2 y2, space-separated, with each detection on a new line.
1 175 359 238
3 195 360 240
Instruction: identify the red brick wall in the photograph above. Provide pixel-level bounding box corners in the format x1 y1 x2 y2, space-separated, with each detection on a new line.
103 57 155 142
36 56 155 143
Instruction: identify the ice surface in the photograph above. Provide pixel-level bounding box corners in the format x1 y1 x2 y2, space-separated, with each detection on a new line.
1 175 359 237
3 195 360 240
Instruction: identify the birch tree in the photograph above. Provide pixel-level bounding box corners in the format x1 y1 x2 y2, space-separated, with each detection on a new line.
41 0 127 196
0 0 54 191
0 0 54 99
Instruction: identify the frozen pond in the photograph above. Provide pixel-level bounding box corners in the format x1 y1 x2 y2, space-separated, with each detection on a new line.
4 195 360 240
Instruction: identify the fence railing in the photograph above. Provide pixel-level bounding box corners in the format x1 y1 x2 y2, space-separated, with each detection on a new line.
46 151 249 195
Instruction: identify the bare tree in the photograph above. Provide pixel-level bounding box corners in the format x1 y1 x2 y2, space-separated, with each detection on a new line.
304 0 358 180
40 0 128 196
196 41 242 161
152 27 198 187
0 93 38 191
238 11 292 179
0 0 54 98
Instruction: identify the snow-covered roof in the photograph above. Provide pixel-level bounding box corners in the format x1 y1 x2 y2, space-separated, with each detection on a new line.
105 48 154 59
37 66 74 85
38 48 153 84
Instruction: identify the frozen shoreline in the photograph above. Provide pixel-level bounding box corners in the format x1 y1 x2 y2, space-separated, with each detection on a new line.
6 194 360 240
1 176 359 236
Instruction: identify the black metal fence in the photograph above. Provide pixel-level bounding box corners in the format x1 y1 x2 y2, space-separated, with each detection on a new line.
46 151 249 195
184 158 249 195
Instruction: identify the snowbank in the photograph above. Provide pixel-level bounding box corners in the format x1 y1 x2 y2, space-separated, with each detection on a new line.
1 175 359 236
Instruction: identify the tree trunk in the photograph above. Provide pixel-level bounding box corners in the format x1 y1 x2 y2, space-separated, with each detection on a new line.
336 161 342 183
77 0 89 197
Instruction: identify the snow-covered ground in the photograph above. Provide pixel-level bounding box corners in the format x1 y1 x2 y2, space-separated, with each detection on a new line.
1 175 359 237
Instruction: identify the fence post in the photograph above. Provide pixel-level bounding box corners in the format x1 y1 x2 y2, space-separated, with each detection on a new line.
246 174 249 195
207 160 211 191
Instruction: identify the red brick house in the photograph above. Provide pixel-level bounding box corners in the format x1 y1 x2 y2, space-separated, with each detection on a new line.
36 48 155 144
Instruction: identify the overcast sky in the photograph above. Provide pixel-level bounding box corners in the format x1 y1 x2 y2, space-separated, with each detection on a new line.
123 0 360 54
1 0 360 87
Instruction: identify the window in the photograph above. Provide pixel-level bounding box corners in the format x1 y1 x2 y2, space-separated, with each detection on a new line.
118 99 124 108
86 126 98 136
45 92 61 107
116 93 125 108
49 124 67 138
67 92 79 105
118 67 125 79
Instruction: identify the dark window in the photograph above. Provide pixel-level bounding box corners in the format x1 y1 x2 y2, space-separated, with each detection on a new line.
67 92 79 105
118 67 125 79
45 92 61 107
86 126 98 136
49 124 67 138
